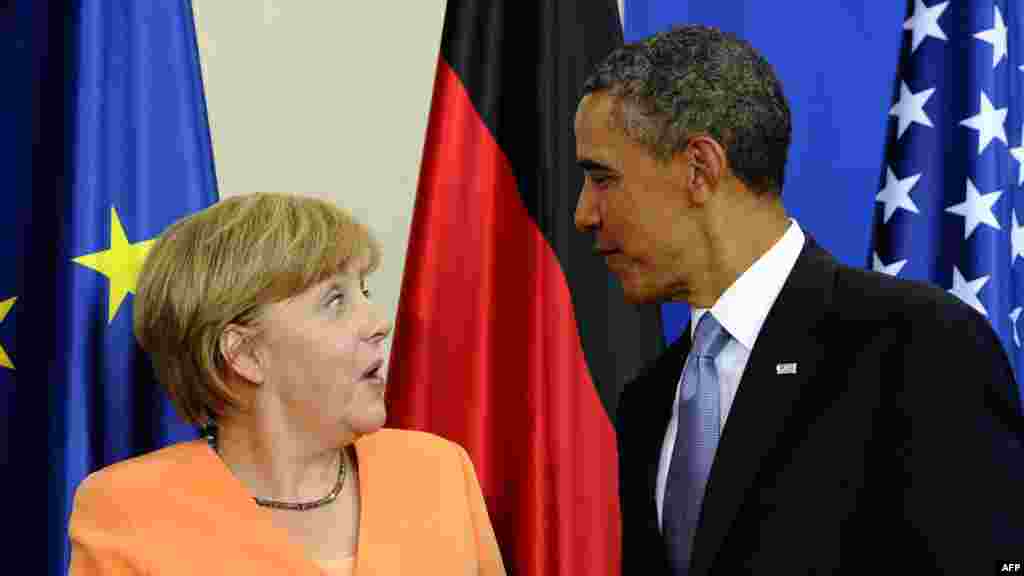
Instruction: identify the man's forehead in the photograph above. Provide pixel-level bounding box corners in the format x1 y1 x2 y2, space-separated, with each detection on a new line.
577 91 617 124
576 93 621 160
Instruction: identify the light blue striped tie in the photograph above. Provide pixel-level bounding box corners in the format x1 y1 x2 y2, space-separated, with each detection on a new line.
663 312 730 575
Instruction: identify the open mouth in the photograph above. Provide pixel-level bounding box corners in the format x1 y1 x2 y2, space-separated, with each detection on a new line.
362 359 384 380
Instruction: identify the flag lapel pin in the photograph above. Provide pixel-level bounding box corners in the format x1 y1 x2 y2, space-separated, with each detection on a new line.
775 362 798 375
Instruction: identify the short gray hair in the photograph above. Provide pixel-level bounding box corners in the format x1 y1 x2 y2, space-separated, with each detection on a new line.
582 25 792 195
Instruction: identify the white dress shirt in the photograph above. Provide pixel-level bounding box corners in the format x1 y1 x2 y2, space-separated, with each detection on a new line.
655 219 806 529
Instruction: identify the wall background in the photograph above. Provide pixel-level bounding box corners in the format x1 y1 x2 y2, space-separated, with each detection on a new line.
192 1 905 348
192 0 451 364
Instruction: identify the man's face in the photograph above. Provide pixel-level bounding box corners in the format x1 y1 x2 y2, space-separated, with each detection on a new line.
574 92 703 304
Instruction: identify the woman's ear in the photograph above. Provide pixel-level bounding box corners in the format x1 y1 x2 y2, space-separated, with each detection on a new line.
219 324 264 384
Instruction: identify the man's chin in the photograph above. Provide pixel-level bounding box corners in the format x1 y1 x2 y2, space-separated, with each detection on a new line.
619 281 660 305
611 265 665 304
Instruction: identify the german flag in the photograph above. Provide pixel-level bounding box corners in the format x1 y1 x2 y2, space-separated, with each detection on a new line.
386 2 664 574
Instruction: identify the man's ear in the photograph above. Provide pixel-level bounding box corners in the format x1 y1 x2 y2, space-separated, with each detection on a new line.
680 135 727 205
219 324 264 384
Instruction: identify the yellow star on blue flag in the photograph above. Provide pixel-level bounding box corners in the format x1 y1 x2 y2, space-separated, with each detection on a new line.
48 3 219 575
0 297 15 370
72 206 156 323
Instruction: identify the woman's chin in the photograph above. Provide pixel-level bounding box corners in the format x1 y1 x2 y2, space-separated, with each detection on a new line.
350 401 387 436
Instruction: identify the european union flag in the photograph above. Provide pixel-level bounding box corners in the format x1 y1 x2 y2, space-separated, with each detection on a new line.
48 2 218 574
871 0 1024 400
2 3 27 475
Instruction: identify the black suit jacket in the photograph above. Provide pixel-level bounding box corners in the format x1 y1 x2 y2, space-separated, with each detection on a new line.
617 237 1024 574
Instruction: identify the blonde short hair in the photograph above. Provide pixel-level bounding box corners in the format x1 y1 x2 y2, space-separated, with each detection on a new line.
134 192 381 425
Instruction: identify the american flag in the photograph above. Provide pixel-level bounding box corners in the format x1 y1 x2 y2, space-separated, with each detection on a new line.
872 0 1024 386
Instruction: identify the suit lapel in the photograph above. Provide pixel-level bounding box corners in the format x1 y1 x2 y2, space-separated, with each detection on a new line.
691 237 837 573
623 324 692 540
642 331 692 506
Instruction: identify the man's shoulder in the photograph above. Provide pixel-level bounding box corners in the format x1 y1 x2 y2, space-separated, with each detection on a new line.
792 235 979 326
828 259 982 326
808 258 1010 381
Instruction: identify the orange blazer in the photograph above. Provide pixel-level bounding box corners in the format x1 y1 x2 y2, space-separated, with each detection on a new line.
68 428 507 575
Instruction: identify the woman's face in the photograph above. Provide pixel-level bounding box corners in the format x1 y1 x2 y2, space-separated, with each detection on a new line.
249 261 392 442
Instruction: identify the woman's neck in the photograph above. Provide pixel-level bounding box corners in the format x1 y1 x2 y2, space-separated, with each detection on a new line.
212 414 346 503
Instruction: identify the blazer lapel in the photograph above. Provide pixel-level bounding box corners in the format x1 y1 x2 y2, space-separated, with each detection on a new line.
691 238 837 573
181 441 328 575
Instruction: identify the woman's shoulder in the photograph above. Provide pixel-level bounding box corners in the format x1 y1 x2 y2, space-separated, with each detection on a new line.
356 428 472 467
73 440 210 505
354 429 483 513
358 427 463 453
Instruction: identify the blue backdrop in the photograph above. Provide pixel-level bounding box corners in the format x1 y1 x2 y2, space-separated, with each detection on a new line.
624 2 906 343
15 1 220 573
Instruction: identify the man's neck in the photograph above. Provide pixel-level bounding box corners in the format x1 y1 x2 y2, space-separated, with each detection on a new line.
691 200 790 308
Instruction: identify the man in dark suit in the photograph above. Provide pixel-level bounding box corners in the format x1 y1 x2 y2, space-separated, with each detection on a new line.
573 25 1024 574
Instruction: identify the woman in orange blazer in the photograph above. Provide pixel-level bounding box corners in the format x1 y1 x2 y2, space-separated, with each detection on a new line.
68 193 506 576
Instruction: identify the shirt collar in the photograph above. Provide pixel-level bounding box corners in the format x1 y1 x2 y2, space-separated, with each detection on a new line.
692 219 805 350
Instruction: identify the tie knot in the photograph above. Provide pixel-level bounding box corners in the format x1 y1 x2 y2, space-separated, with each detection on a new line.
693 312 730 358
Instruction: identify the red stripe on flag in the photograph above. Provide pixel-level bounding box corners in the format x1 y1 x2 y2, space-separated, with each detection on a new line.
387 59 621 576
